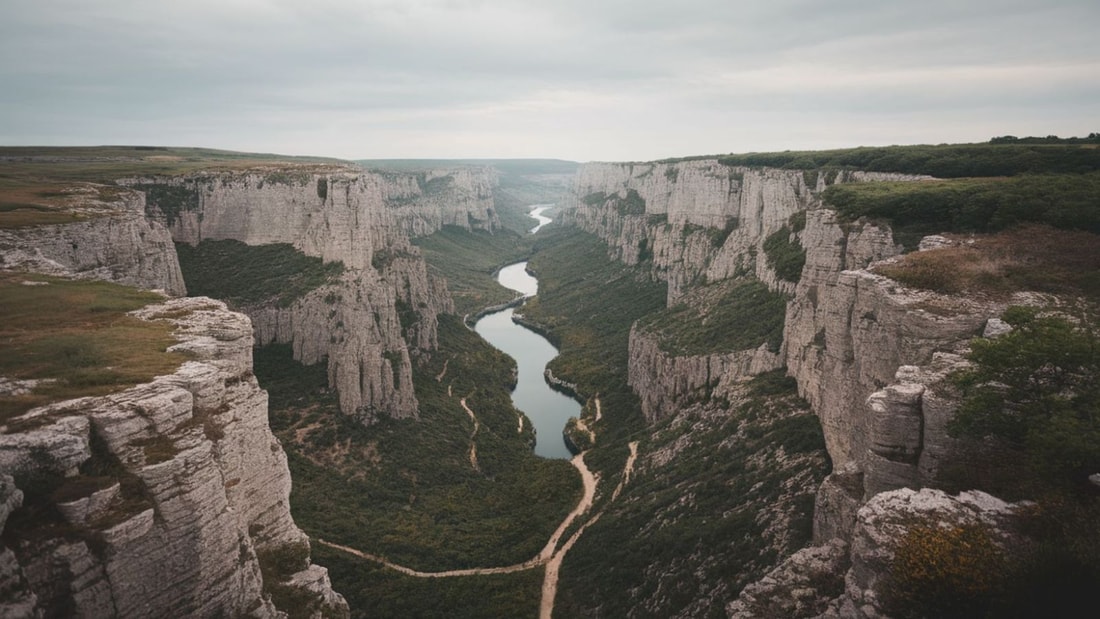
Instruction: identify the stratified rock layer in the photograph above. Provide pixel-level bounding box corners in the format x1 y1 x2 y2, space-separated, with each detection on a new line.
0 297 347 619
129 166 485 419
0 185 185 295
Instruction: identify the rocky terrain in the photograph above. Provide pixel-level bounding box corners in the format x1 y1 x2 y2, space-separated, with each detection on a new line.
132 165 494 420
0 184 184 295
561 157 1036 615
0 295 347 618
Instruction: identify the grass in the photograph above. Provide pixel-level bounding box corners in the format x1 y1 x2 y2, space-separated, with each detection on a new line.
175 239 344 308
763 226 807 283
555 370 829 617
0 145 348 184
823 173 1100 248
873 225 1100 300
0 178 127 229
0 146 354 228
410 226 533 316
0 273 186 423
636 278 787 356
255 314 580 575
313 545 542 619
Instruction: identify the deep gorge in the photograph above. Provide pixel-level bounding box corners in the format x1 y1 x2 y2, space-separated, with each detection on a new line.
2 144 1098 618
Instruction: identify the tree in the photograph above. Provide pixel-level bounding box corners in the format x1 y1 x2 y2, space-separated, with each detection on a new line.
950 306 1100 486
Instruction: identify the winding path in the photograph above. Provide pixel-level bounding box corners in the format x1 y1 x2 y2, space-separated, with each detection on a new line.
460 397 480 472
317 442 634 618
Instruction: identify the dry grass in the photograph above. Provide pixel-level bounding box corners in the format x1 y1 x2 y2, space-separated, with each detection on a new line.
0 273 188 423
0 179 136 228
875 225 1100 300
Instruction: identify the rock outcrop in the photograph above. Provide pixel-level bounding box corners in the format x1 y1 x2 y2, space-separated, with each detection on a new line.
567 161 924 301
128 164 484 420
628 325 783 423
563 158 1034 613
729 488 1021 619
0 296 347 618
0 184 185 295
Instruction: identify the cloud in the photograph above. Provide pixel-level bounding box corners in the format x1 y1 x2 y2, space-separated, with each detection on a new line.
1 0 1098 160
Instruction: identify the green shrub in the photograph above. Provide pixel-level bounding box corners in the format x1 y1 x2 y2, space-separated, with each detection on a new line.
175 239 344 308
637 279 787 355
717 140 1100 177
762 227 806 283
950 307 1100 487
823 173 1100 246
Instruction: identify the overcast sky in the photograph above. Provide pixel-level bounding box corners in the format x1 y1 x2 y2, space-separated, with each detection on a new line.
2 0 1097 162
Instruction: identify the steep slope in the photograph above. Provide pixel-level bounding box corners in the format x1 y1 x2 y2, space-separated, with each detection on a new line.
133 165 495 421
559 149 1100 616
0 295 347 618
0 183 184 295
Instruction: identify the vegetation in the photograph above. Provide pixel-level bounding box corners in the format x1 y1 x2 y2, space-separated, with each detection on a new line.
823 172 1100 247
882 522 1006 619
556 370 829 617
0 273 185 422
611 189 647 215
254 313 580 612
715 139 1100 178
637 278 787 356
175 239 344 308
0 178 103 228
581 189 647 215
909 306 1100 618
133 184 200 226
410 226 532 316
313 546 541 619
874 226 1100 300
0 145 347 184
520 228 667 449
762 226 806 283
950 306 1100 488
0 146 350 229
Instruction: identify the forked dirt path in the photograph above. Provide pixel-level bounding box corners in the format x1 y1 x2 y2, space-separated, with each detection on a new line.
315 396 635 618
315 452 597 578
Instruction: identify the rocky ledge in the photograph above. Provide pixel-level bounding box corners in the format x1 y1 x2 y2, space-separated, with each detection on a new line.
0 296 347 618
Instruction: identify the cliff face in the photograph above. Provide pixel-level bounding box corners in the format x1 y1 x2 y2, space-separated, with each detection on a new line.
0 184 185 296
135 167 498 268
563 159 1018 591
567 161 922 301
0 297 347 618
129 165 480 419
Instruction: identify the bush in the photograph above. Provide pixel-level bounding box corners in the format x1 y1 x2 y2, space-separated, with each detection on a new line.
883 522 1005 619
950 307 1100 487
762 226 806 283
175 239 344 308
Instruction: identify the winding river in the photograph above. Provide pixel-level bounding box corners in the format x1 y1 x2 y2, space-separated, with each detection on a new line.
474 206 580 459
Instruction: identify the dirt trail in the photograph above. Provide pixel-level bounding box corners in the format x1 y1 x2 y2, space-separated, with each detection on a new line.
611 441 638 501
461 397 480 472
315 452 597 580
315 406 639 619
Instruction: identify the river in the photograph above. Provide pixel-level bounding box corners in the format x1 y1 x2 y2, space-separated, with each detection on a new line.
473 206 580 459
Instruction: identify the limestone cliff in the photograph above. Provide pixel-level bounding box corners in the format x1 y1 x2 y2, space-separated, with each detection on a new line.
0 184 185 296
128 165 480 419
566 160 923 301
563 158 1027 612
0 296 347 618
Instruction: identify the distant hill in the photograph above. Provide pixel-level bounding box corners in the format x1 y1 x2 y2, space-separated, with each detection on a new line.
356 158 580 175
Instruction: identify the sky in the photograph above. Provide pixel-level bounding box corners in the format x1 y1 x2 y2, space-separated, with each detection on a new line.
1 0 1098 162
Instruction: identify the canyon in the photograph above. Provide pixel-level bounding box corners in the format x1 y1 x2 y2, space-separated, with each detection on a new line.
2 145 1094 617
